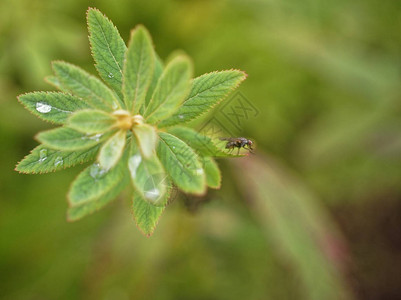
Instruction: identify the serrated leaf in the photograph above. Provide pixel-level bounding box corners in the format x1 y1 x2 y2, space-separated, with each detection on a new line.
98 130 126 170
128 140 167 206
45 75 67 92
144 55 192 124
15 144 100 174
132 193 165 236
68 109 116 134
167 126 241 157
123 25 155 112
87 8 126 99
68 153 129 221
68 176 128 221
37 127 112 151
202 157 221 189
159 70 247 128
18 92 90 124
157 132 206 194
143 55 163 114
52 61 121 110
132 123 157 158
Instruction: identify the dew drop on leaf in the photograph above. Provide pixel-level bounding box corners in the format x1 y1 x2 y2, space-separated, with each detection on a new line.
128 154 142 178
38 149 48 162
144 188 160 201
90 163 107 180
196 168 204 175
36 102 52 113
107 73 114 78
85 133 102 142
54 156 64 167
178 115 184 119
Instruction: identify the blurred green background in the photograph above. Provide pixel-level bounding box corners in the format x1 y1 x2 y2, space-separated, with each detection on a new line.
1 0 401 299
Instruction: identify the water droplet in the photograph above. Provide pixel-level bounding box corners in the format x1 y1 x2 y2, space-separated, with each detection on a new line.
38 149 47 162
144 188 160 201
172 146 176 149
36 102 51 113
112 101 118 109
178 115 184 119
108 73 114 78
196 168 204 175
54 156 63 167
128 154 142 178
90 163 107 180
88 133 103 142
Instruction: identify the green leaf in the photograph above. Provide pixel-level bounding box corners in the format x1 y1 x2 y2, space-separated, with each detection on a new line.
97 130 126 170
37 127 112 151
128 140 167 206
157 132 206 194
45 75 67 92
132 193 165 236
52 61 121 110
15 144 100 174
87 8 126 99
68 109 116 134
18 92 90 124
67 153 129 221
144 55 192 124
132 123 157 158
168 126 239 157
202 157 221 189
159 70 247 128
123 25 155 112
143 55 164 114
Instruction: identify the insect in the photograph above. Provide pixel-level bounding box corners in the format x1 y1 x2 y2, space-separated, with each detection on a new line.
219 137 254 155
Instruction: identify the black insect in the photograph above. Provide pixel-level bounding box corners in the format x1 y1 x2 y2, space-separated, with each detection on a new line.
219 137 254 155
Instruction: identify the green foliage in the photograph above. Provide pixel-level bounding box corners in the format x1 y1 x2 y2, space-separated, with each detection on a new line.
123 25 155 112
157 132 206 195
159 70 247 128
144 55 193 124
87 8 126 99
68 109 117 134
132 193 165 236
52 61 119 111
36 127 112 151
15 7 246 235
18 92 90 124
128 140 168 206
202 157 221 189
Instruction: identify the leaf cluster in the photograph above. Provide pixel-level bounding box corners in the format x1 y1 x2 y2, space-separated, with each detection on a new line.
16 8 246 235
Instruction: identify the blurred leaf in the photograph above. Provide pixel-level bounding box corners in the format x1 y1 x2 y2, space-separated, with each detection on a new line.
68 151 129 221
143 55 164 113
98 130 126 170
132 192 165 236
168 126 240 157
68 109 117 134
15 144 100 174
123 25 155 112
52 61 119 111
144 55 192 124
18 92 90 124
44 75 67 92
202 156 221 189
234 155 353 300
132 123 158 159
157 132 206 194
87 8 126 100
128 139 167 206
37 127 111 151
159 70 247 128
